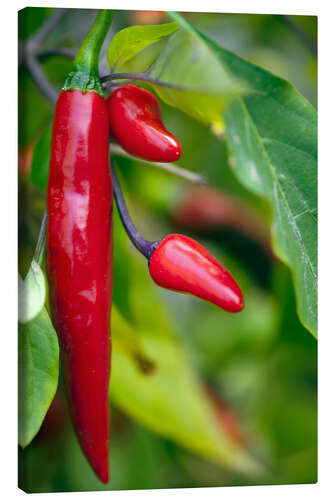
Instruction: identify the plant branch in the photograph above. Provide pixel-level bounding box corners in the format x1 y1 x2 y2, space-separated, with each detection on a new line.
109 143 207 185
25 52 58 106
110 158 158 259
21 8 66 107
37 47 76 60
28 8 67 51
22 12 67 268
102 72 187 91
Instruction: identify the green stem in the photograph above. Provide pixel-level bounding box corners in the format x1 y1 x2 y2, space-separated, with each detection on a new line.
33 210 47 265
64 9 113 95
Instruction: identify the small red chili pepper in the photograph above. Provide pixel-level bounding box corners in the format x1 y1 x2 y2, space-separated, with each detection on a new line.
111 161 243 313
47 11 113 483
149 234 243 312
107 84 182 162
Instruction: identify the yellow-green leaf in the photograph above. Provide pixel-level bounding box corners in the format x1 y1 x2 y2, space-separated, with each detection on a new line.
108 22 179 71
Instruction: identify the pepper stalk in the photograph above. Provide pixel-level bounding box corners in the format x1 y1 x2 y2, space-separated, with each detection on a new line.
63 9 113 95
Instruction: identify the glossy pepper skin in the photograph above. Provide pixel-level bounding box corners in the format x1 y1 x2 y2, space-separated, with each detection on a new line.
149 234 243 312
47 89 112 483
47 10 113 484
107 84 182 162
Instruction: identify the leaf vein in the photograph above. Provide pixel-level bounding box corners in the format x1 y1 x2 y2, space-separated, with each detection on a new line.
239 98 318 284
261 137 317 161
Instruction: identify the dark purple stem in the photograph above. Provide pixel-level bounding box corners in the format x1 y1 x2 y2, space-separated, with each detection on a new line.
110 158 159 260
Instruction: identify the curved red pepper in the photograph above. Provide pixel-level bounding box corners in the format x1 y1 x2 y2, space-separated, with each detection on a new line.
107 84 182 162
149 234 243 312
47 11 113 483
110 161 243 313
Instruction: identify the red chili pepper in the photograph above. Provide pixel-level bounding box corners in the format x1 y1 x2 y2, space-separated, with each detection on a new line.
111 161 243 313
149 234 243 313
107 84 182 162
47 11 113 483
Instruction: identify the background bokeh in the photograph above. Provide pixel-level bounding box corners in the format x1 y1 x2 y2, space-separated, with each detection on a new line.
18 8 317 493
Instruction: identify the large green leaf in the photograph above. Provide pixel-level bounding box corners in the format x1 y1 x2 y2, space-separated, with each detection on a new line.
163 12 317 337
111 309 261 476
108 22 179 71
225 100 317 337
18 308 59 448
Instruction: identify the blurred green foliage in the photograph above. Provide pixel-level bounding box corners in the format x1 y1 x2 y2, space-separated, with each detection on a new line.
18 8 317 493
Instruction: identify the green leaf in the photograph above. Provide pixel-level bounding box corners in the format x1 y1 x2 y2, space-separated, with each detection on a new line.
111 313 261 476
18 308 59 448
108 22 179 71
18 261 46 324
29 124 52 191
166 12 317 337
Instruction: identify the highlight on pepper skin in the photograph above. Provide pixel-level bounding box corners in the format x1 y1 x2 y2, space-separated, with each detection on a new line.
148 234 244 313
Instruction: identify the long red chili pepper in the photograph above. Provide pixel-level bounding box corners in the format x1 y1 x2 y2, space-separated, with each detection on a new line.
107 84 182 162
47 10 113 483
111 160 243 313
